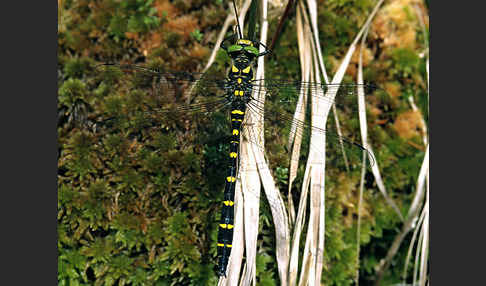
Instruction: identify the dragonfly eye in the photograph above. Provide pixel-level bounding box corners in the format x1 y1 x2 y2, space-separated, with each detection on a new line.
243 46 259 56
228 45 243 53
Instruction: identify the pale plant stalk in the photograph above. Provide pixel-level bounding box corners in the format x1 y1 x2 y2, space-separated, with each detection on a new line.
402 197 427 283
357 0 405 222
407 96 428 146
305 0 348 172
420 5 430 282
415 14 430 284
355 22 371 284
304 0 342 282
295 3 325 285
287 0 312 227
413 218 424 285
298 48 323 286
401 188 429 286
240 0 266 283
240 136 261 285
418 185 429 286
304 0 351 172
201 14 234 74
311 37 326 286
331 104 350 170
289 161 311 286
290 4 314 285
356 152 367 283
287 11 312 286
375 144 429 285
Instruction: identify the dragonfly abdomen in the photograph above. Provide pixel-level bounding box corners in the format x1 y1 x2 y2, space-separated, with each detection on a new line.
216 102 246 277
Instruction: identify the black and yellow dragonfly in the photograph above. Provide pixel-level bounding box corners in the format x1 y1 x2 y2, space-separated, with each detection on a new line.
94 30 378 277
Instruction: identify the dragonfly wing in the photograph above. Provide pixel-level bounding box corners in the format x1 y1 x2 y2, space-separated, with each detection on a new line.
243 81 376 170
94 63 231 131
250 79 380 113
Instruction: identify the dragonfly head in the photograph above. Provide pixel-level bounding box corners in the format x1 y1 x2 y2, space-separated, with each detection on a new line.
227 39 259 69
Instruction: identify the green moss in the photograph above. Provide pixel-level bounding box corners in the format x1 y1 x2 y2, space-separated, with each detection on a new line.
391 48 421 78
166 32 182 49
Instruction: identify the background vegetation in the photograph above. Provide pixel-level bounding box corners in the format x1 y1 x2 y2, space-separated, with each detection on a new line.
58 0 429 285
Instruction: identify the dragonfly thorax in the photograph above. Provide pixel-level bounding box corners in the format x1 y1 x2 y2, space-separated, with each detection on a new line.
231 53 255 70
226 63 253 104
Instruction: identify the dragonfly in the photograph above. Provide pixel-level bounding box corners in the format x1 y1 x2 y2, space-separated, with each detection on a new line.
94 11 378 279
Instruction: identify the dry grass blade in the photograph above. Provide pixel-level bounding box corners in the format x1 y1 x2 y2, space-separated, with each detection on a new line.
407 96 428 146
251 0 291 284
356 151 367 284
402 198 426 283
289 3 314 286
355 0 405 222
305 0 349 173
287 0 312 227
239 137 261 285
331 103 350 171
418 163 429 286
310 36 326 286
355 22 371 285
296 0 331 283
201 14 234 74
287 20 313 280
412 221 423 284
402 143 429 233
289 163 311 286
375 145 429 285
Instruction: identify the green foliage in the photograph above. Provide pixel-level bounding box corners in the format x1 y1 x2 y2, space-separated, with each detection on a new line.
190 29 203 42
391 48 421 78
256 253 277 285
275 167 289 185
59 78 87 106
109 0 160 39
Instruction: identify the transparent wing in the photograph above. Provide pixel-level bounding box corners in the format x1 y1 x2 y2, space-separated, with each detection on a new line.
242 80 377 170
250 78 379 112
94 64 232 131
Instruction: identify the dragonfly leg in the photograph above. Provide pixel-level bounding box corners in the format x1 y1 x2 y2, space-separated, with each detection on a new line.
255 41 271 57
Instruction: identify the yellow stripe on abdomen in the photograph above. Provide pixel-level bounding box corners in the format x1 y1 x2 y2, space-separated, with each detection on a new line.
223 200 234 206
231 110 244 115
